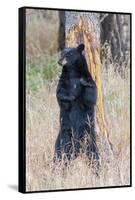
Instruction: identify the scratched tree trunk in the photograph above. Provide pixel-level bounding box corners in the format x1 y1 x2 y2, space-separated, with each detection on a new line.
64 11 113 158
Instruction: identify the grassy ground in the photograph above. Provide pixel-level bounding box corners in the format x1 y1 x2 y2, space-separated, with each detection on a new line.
26 55 130 191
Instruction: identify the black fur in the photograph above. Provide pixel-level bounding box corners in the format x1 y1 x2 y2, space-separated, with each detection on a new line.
54 44 99 162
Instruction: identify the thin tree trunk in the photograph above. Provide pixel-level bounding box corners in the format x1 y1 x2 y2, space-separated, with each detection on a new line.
58 11 65 51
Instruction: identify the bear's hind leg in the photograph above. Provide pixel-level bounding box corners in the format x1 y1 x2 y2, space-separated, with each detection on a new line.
54 129 73 163
62 129 73 161
54 132 62 162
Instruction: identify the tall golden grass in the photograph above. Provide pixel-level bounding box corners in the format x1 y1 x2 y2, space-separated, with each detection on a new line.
26 64 130 191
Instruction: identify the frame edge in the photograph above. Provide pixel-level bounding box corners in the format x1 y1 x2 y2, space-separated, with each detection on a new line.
18 7 26 193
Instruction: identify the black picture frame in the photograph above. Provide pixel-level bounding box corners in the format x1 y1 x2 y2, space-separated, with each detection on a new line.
19 6 132 193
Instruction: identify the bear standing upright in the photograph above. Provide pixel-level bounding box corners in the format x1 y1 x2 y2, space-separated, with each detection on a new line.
54 44 99 162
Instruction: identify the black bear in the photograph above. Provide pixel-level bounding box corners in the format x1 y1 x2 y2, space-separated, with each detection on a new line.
54 44 99 162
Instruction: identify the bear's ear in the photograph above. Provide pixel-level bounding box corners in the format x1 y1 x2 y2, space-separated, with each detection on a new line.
77 44 85 53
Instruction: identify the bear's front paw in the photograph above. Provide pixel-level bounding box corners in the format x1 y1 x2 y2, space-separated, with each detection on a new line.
58 93 75 101
80 78 90 86
80 78 94 87
68 95 76 101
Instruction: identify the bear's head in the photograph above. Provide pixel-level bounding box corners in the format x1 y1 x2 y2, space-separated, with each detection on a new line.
58 44 85 67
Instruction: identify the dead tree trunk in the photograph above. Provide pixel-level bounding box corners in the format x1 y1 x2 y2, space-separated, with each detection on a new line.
64 11 113 158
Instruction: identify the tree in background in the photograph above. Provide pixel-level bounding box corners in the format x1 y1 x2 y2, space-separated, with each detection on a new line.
100 13 130 65
58 11 65 51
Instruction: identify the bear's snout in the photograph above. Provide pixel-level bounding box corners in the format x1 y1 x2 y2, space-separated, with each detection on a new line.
58 57 67 66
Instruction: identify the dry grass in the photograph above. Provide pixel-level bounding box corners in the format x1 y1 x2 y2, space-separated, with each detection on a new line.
26 64 130 192
26 9 59 59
